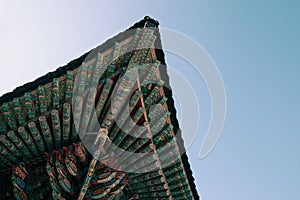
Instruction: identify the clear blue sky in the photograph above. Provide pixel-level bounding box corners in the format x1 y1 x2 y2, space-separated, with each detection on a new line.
1 1 299 199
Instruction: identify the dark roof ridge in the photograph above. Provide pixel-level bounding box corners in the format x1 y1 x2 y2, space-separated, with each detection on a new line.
0 16 158 103
154 29 200 200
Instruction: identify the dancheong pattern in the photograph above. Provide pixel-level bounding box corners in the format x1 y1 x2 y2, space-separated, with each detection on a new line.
0 17 199 199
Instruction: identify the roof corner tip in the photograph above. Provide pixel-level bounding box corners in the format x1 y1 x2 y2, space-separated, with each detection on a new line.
143 16 159 27
128 16 159 30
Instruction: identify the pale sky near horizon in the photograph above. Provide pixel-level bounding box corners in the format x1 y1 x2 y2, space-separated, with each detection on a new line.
1 1 299 199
